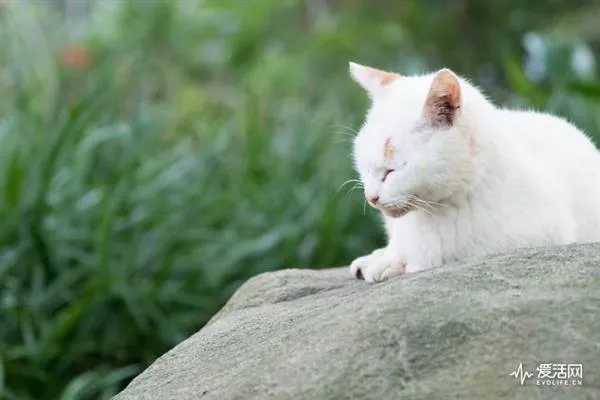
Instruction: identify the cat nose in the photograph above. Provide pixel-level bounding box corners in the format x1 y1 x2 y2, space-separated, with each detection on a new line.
367 195 380 205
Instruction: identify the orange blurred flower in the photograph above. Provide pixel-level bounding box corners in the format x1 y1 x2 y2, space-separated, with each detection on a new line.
58 46 91 70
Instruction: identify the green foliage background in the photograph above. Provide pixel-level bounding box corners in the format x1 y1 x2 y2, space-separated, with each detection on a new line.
1 0 600 399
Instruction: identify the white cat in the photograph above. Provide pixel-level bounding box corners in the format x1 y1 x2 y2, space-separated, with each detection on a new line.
347 62 600 283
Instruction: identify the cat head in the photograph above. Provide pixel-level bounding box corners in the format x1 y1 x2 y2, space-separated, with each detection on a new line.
349 62 480 218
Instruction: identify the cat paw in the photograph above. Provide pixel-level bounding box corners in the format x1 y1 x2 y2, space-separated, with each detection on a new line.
349 249 406 283
349 249 383 280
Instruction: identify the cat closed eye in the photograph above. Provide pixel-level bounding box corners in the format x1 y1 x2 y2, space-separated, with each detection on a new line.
382 169 395 182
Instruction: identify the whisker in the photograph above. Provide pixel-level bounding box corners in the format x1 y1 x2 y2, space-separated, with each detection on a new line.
387 196 436 217
334 136 354 145
419 198 449 209
349 183 363 193
412 202 434 216
334 124 359 136
333 125 359 144
400 198 433 216
407 196 434 211
336 178 362 195
404 194 449 216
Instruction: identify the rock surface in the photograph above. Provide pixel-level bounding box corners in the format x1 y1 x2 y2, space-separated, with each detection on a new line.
115 244 600 400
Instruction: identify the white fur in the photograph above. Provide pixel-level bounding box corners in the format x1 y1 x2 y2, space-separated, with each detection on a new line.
348 62 600 283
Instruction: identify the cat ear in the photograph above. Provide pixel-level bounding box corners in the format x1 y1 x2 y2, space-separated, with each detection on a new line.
423 68 462 127
349 62 398 99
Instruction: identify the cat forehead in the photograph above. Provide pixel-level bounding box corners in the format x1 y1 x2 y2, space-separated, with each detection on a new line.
368 72 457 131
364 91 427 133
377 74 435 105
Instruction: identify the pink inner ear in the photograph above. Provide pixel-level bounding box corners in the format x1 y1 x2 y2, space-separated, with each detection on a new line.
429 70 461 108
424 70 462 127
368 68 399 86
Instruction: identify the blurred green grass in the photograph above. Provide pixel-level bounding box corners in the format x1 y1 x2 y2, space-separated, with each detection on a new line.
1 0 600 399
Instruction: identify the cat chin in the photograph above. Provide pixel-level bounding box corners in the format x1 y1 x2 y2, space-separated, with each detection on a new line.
381 204 415 218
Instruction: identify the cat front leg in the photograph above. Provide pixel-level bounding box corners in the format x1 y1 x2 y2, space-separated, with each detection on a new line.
349 247 407 283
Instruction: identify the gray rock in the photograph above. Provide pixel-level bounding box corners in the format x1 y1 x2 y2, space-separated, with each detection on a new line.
115 243 600 400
